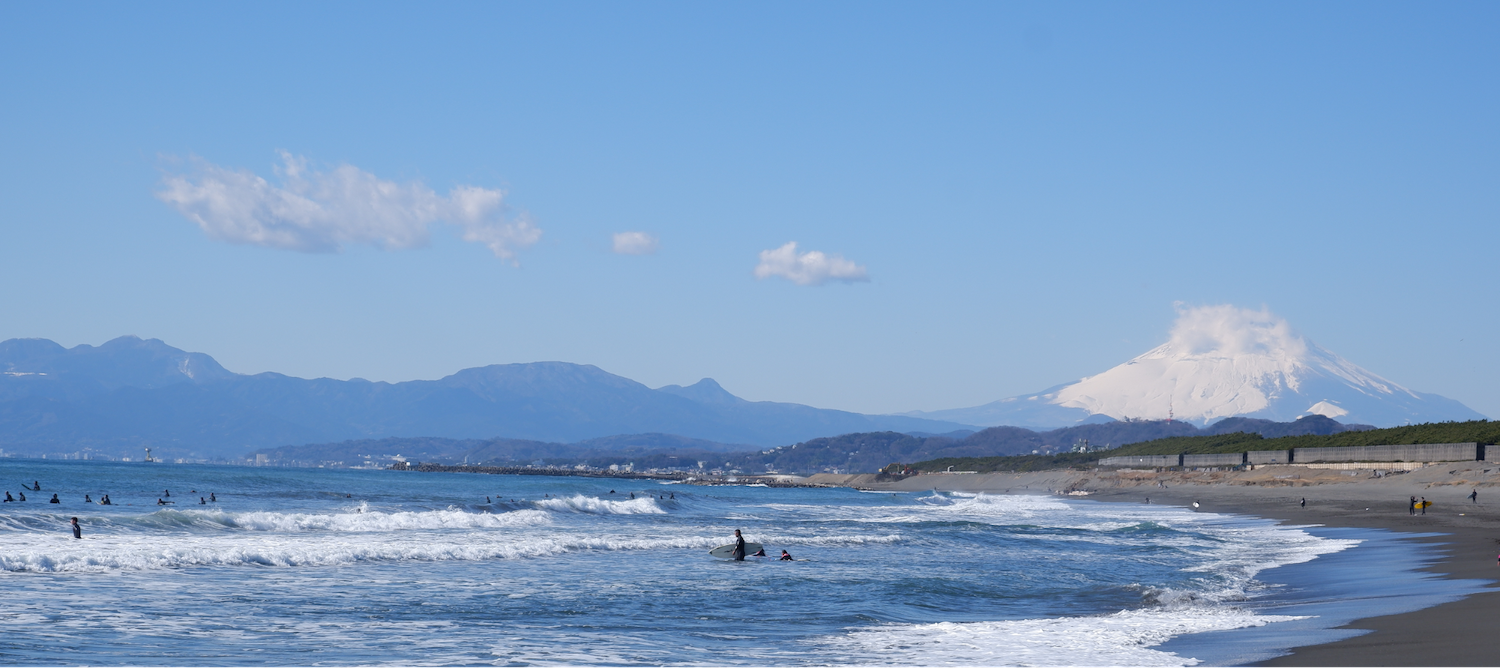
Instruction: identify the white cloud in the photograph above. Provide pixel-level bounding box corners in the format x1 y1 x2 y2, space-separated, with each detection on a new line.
753 241 869 286
156 151 541 261
1167 303 1307 359
612 231 659 255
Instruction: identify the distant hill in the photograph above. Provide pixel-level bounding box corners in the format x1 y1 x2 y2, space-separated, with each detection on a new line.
0 336 973 459
260 414 1368 476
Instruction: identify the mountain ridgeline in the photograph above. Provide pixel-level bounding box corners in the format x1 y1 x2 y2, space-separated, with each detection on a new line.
257 413 1374 475
0 336 971 459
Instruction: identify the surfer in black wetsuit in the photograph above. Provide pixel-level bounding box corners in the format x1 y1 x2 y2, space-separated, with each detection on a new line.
199 497 206 505
732 529 746 561
50 494 60 504
33 481 41 491
780 550 793 561
84 494 92 503
102 495 111 505
209 493 216 502
3 492 12 502
752 548 767 557
164 489 170 498
18 492 25 502
71 517 81 539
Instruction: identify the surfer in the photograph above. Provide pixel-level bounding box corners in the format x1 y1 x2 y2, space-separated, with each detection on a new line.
101 495 111 505
486 496 492 503
50 494 60 504
157 498 170 505
70 517 81 539
33 481 41 491
1409 496 1417 515
199 497 206 505
1300 498 1306 508
3 491 11 502
629 492 635 499
1470 489 1478 503
732 529 746 561
1420 497 1427 515
84 494 92 503
18 492 25 501
210 493 216 502
752 548 767 557
164 489 170 498
780 550 793 561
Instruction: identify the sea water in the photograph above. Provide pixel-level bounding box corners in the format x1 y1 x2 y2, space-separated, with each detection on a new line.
0 460 1477 666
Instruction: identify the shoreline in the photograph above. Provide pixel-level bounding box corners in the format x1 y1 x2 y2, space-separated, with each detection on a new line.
808 465 1500 666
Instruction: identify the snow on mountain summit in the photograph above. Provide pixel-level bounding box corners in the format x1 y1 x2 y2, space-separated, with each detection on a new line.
910 305 1485 428
1053 305 1413 423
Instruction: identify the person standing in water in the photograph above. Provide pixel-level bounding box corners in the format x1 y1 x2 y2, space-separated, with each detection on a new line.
732 529 746 561
70 517 81 539
50 494 59 504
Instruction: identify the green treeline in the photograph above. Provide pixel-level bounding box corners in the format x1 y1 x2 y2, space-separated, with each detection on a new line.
908 420 1500 473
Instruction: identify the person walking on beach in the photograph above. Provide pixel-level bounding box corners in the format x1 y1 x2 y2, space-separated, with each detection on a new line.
1470 489 1478 504
1300 498 1306 508
70 517 81 539
1409 496 1417 515
731 529 747 561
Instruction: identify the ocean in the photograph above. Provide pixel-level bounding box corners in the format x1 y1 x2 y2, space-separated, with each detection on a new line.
0 459 1483 666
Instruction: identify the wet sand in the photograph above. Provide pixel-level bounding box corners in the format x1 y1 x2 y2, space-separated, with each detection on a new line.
808 463 1500 666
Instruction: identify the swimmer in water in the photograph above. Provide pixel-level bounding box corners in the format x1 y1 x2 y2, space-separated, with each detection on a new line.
780 550 793 561
164 489 170 498
199 497 206 505
486 496 492 503
50 494 60 504
3 491 12 502
209 493 216 502
84 494 92 503
157 498 169 505
71 517 81 539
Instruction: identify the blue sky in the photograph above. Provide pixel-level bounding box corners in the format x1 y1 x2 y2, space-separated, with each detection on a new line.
1 2 1496 418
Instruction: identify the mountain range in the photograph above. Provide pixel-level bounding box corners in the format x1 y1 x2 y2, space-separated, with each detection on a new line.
0 336 971 459
907 306 1485 429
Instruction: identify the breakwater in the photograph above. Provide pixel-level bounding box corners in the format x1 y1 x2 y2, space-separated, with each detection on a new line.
1099 442 1485 468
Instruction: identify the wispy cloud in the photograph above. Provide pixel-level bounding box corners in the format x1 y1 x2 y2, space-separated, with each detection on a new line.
612 231 659 255
753 241 869 286
156 152 540 262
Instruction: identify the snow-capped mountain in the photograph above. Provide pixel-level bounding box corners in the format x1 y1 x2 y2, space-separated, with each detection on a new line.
910 305 1486 429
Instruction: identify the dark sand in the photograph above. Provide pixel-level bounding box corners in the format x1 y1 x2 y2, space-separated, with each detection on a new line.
809 464 1500 666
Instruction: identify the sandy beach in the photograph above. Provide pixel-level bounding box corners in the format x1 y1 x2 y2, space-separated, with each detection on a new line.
807 463 1500 666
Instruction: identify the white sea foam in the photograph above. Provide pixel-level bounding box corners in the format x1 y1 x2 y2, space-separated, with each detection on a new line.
0 525 899 573
822 607 1308 666
534 494 666 514
139 507 551 532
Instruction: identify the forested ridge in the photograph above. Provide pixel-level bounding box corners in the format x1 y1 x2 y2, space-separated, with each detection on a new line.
908 420 1500 473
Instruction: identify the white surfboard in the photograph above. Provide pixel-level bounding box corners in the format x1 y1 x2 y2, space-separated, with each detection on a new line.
708 542 763 559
